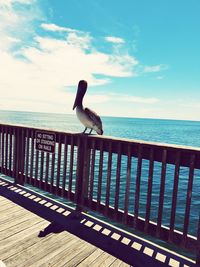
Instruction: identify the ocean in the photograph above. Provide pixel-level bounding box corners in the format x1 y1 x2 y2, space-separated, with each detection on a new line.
0 110 200 238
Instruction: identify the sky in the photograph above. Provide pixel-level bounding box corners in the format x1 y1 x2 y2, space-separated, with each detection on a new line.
0 0 200 120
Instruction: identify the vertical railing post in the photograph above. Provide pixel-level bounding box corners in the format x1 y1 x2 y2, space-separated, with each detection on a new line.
14 127 25 185
75 135 90 211
196 215 200 265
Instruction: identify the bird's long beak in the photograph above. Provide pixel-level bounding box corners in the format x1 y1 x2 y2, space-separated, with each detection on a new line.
73 80 87 110
73 94 78 110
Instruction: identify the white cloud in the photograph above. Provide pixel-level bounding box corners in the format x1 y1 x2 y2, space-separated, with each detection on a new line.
143 64 168 73
41 23 80 34
0 1 139 113
0 0 32 7
122 95 159 104
108 94 159 104
105 36 125 44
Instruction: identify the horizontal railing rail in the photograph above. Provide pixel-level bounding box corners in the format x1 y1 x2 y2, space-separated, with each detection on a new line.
0 123 200 264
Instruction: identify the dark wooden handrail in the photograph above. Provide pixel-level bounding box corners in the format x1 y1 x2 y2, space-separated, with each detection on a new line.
0 123 200 264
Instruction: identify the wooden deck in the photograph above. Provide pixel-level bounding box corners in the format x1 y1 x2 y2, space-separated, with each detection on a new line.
0 190 129 266
0 178 197 267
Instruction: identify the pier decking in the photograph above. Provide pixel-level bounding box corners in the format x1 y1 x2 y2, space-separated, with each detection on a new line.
0 179 129 267
0 178 196 267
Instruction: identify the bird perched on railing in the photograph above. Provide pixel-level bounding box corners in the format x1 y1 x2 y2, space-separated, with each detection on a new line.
73 80 103 135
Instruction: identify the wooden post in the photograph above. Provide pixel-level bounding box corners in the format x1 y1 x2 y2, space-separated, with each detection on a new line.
196 215 200 265
75 135 90 211
14 127 25 185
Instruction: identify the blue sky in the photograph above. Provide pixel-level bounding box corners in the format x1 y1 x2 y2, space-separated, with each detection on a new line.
0 0 200 120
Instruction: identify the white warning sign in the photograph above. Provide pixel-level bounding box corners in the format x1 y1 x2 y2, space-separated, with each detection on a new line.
35 131 56 153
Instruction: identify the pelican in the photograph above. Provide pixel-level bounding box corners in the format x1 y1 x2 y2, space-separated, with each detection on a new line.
73 80 103 135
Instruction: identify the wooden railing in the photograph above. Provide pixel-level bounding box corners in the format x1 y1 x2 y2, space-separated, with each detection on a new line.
0 123 200 263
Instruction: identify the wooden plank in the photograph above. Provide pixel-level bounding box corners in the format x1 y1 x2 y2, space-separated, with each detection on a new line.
62 135 68 197
168 151 181 242
156 149 167 237
105 142 113 215
56 243 96 267
123 144 132 224
28 235 78 267
114 142 122 219
0 215 42 241
97 140 104 211
182 153 195 246
89 139 96 207
134 145 143 228
5 229 74 267
0 221 49 262
0 210 41 232
88 251 117 267
110 259 130 267
76 248 104 266
144 148 154 233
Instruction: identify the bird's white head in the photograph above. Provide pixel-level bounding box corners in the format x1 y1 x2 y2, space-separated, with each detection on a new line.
73 80 87 110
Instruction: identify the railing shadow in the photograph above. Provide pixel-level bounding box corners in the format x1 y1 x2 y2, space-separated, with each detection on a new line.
0 178 196 267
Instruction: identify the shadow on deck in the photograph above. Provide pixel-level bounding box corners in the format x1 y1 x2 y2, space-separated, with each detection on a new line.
0 177 196 267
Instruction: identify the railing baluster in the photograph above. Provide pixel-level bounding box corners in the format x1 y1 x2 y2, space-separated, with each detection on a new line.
134 145 143 228
25 129 30 184
81 137 90 206
123 144 132 224
196 216 200 265
89 139 96 208
74 136 82 204
56 134 62 195
39 151 44 189
0 126 1 172
50 152 55 193
105 142 112 215
5 126 8 174
68 135 74 200
114 142 122 219
182 153 195 246
2 126 5 172
45 152 50 191
29 130 34 185
97 140 104 212
62 135 68 197
169 150 181 242
9 127 13 176
34 150 39 186
144 147 154 233
156 149 167 237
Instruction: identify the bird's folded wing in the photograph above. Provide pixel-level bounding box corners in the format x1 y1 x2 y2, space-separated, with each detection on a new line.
85 108 103 127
